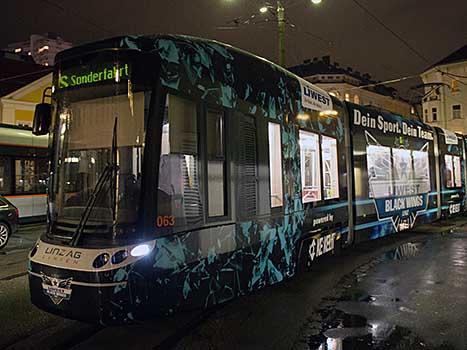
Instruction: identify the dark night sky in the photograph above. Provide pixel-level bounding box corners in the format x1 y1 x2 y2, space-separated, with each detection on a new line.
3 0 467 98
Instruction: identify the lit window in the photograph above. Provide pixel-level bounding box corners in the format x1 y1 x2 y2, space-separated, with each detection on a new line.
452 104 461 119
445 155 454 188
453 156 462 187
367 145 393 198
299 130 321 203
412 150 431 193
321 136 339 199
15 159 48 194
14 48 22 53
345 93 350 102
268 123 283 207
38 45 50 53
444 155 462 188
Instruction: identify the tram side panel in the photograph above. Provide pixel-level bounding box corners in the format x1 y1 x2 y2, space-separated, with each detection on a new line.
0 137 49 222
292 97 350 269
348 103 438 243
434 128 466 217
131 38 350 316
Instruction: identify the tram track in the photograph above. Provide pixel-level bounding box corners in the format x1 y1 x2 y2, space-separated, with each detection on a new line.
0 271 28 281
152 305 229 350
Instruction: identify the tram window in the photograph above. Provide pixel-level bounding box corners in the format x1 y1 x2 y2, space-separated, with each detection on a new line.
15 159 47 194
157 94 203 229
321 136 339 200
444 155 455 188
268 122 283 207
393 149 414 182
299 130 321 203
36 159 48 193
444 154 463 188
413 150 431 193
366 145 393 198
453 156 462 188
0 157 12 194
206 110 226 217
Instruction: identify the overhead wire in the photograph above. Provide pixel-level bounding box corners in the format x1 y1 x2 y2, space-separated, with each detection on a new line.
349 0 467 89
37 0 112 35
0 69 53 83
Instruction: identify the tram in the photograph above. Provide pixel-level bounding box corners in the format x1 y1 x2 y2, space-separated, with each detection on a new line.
0 124 49 222
28 35 466 323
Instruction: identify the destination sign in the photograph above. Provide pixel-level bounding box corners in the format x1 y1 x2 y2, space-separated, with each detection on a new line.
58 63 130 89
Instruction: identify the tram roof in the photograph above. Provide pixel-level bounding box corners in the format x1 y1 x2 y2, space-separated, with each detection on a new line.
0 124 48 148
54 34 317 89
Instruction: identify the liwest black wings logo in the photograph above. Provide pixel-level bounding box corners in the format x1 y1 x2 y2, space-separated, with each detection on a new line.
40 273 73 305
365 131 430 232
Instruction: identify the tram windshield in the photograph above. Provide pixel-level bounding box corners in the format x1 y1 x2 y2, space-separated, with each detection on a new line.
49 56 152 239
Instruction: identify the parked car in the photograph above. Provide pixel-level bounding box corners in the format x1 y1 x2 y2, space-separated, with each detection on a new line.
0 195 19 249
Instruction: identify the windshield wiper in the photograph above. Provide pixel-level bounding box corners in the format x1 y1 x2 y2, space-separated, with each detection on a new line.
70 118 119 246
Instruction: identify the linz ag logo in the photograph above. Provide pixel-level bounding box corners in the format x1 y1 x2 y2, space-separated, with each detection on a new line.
44 247 82 259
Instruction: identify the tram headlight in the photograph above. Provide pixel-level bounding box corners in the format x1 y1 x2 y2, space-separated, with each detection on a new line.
111 249 129 264
130 244 151 257
93 253 110 268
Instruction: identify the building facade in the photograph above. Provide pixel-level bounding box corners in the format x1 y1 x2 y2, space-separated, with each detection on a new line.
289 56 416 117
420 45 467 134
6 33 72 66
0 73 52 127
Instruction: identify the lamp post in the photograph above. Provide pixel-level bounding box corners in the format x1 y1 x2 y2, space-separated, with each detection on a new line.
258 0 322 67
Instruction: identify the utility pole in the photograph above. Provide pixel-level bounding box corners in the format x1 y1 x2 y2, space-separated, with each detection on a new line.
277 1 286 67
245 0 322 66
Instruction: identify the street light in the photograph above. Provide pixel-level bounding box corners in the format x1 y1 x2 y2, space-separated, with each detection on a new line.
259 1 322 66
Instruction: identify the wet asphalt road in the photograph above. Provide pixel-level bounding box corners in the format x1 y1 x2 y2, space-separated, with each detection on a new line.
0 223 42 280
1 218 467 349
302 232 467 350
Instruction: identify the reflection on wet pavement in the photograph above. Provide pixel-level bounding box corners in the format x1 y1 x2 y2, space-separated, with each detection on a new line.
300 235 467 350
383 242 422 260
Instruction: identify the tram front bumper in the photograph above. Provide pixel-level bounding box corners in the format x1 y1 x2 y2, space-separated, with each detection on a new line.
28 265 129 323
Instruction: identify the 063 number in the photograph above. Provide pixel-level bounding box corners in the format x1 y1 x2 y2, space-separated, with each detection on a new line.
156 215 175 227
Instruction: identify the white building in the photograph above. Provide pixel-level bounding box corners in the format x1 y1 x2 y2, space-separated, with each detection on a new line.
420 45 467 134
6 33 72 66
289 56 416 117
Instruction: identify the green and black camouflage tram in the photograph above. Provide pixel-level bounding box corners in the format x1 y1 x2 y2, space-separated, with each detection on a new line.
28 35 466 323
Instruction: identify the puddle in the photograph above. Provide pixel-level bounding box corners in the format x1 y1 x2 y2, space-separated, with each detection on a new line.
305 309 454 350
383 242 423 261
300 239 457 350
306 309 371 349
